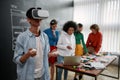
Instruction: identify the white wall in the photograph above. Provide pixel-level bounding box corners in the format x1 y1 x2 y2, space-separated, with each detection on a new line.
36 0 74 31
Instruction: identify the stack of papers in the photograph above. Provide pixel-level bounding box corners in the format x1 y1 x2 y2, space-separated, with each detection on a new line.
99 58 109 63
90 62 106 69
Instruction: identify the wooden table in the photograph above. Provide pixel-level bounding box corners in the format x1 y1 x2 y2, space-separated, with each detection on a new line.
56 56 117 80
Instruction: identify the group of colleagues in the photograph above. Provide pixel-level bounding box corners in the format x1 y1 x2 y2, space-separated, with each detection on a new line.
13 7 102 80
44 19 102 80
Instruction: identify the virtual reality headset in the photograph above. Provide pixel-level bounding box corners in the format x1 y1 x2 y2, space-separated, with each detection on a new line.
32 9 49 19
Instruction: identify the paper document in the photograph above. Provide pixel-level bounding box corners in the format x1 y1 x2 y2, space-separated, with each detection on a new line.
90 62 106 69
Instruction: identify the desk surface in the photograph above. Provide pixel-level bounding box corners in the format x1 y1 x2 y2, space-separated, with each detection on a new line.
56 56 116 77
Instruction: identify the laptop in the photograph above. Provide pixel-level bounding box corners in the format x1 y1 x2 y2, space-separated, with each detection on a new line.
63 56 81 66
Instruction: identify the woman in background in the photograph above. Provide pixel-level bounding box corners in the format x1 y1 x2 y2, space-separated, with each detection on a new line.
86 24 102 54
74 23 88 80
57 21 77 80
44 19 59 80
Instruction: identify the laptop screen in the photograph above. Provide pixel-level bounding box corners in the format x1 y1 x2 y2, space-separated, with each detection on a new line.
63 56 81 66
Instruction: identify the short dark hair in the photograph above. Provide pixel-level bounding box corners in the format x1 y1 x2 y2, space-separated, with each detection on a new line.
63 21 77 32
78 23 83 28
26 7 41 19
90 24 99 32
50 19 57 25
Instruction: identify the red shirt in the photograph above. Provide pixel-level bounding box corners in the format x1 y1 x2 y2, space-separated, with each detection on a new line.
86 32 102 53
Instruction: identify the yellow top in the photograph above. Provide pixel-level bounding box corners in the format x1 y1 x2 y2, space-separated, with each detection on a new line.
75 44 83 56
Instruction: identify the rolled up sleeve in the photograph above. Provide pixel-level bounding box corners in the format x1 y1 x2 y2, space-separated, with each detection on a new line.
13 35 24 65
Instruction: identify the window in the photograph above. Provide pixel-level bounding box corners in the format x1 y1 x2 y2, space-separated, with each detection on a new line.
74 0 120 52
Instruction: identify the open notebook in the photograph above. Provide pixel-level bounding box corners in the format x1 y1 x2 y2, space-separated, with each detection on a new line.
63 56 81 66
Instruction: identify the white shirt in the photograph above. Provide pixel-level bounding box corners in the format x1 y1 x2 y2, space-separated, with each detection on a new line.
34 37 44 78
57 31 75 56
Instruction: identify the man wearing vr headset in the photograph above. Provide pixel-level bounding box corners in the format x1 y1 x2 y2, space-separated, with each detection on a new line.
13 7 56 80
